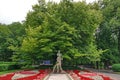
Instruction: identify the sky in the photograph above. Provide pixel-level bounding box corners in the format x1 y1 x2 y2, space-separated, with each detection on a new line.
0 0 95 24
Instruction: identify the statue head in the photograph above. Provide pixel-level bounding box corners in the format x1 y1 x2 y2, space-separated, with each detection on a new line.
57 50 62 57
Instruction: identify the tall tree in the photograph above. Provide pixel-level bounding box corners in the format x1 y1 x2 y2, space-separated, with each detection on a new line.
0 24 13 61
13 0 103 65
96 0 120 67
7 22 25 62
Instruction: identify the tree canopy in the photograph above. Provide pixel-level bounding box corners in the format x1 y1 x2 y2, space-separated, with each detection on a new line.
0 0 120 68
11 0 103 65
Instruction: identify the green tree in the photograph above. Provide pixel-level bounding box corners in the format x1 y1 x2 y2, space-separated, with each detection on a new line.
25 0 47 28
13 0 103 66
0 24 13 61
7 22 25 62
96 0 120 68
20 15 77 64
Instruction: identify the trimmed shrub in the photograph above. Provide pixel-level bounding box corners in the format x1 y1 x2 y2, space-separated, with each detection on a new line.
0 62 21 71
112 64 120 72
38 65 53 69
21 64 35 70
0 64 8 71
63 66 81 70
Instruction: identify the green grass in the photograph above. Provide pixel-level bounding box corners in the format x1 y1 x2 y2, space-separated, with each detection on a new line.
0 69 21 75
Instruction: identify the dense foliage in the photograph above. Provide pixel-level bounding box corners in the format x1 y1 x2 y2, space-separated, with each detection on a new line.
17 0 103 66
0 22 25 61
95 0 120 68
0 0 120 69
0 62 20 71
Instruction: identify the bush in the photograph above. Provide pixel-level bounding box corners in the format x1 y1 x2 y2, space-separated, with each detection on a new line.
0 62 21 72
21 65 35 70
112 64 120 72
36 65 52 70
0 64 8 71
63 66 81 70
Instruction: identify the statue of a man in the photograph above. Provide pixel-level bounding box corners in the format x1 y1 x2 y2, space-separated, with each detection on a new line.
53 50 63 73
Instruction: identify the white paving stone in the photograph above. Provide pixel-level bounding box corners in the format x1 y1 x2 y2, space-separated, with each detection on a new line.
47 74 70 80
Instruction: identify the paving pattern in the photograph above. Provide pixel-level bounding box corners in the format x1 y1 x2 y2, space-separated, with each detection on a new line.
46 74 71 80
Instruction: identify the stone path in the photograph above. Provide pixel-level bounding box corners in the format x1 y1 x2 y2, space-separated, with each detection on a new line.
45 74 71 80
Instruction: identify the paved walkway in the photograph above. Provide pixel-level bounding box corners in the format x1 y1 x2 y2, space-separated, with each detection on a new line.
45 74 71 80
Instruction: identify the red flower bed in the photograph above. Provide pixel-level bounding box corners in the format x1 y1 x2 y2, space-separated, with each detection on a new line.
0 69 111 80
68 70 112 80
0 69 50 80
17 69 49 80
98 74 111 80
16 73 47 80
0 73 15 80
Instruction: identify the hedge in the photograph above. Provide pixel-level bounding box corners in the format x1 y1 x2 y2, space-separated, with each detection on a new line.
112 64 120 72
0 62 20 71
